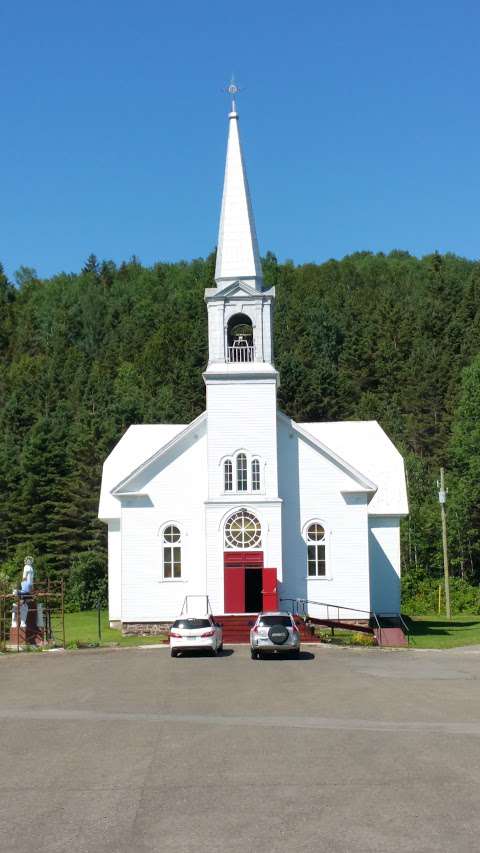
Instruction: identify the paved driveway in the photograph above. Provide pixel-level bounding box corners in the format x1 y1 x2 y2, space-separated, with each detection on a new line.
1 644 480 853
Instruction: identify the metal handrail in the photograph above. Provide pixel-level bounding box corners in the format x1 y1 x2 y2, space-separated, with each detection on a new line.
280 597 382 634
375 611 410 640
280 598 410 646
180 595 213 616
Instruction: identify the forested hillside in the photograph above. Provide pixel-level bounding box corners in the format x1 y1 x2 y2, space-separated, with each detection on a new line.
1 250 479 604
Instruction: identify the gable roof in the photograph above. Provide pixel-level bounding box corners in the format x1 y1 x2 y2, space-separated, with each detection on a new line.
111 411 207 498
98 422 188 520
296 419 408 516
204 280 274 301
278 411 377 495
99 412 407 522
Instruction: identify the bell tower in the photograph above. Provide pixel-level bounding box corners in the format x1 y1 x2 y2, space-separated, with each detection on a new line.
203 85 279 502
204 83 276 371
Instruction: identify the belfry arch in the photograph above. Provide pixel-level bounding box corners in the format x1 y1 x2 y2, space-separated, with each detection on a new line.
226 313 254 362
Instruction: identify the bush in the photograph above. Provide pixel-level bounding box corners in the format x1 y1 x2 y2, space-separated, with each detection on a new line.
352 632 375 646
402 570 480 615
64 552 107 612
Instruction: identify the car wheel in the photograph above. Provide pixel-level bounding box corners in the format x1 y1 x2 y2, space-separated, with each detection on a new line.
291 649 300 659
171 648 178 658
251 649 259 659
218 643 223 654
211 646 219 656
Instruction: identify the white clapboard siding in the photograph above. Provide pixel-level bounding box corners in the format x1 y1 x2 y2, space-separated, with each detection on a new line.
278 418 372 617
121 433 208 622
107 519 121 622
368 517 401 614
206 378 279 499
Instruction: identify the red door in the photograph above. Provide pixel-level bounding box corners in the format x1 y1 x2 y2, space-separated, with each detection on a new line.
224 552 263 613
224 568 245 613
262 568 278 611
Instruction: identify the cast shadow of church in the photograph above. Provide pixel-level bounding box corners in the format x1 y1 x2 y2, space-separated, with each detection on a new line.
277 424 308 611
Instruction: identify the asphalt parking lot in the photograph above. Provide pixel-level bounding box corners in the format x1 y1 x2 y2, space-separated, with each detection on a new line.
1 644 480 853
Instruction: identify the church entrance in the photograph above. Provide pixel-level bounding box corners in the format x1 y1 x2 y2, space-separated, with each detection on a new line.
223 552 278 613
245 568 262 612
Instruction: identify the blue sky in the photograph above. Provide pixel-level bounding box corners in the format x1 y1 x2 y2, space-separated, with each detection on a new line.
1 0 479 279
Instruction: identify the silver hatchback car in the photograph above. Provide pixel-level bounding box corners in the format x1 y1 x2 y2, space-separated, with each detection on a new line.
250 612 301 659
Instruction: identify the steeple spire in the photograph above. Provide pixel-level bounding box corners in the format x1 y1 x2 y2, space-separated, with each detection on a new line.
215 82 263 291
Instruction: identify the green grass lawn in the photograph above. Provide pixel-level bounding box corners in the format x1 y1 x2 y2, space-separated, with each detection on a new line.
62 610 167 647
313 615 480 649
404 614 480 648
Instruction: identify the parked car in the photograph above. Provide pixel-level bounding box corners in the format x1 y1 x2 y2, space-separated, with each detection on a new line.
250 612 300 659
170 616 223 657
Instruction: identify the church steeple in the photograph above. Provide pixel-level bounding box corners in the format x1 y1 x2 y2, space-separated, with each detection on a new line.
204 89 275 369
215 82 264 291
204 87 279 507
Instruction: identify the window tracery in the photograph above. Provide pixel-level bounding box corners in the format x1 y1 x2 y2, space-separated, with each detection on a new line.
224 510 262 549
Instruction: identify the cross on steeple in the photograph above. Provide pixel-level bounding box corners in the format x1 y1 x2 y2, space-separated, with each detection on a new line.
225 75 240 114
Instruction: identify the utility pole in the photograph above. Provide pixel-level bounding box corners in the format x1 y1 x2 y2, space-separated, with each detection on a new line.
437 468 451 620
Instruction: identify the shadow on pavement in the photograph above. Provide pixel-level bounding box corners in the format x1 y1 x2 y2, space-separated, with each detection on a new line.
255 651 315 661
173 648 235 658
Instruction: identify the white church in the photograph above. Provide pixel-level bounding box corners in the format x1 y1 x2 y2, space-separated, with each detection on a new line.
99 93 408 630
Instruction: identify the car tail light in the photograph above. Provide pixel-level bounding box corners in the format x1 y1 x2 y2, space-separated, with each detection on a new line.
170 631 182 638
252 625 260 634
201 629 215 637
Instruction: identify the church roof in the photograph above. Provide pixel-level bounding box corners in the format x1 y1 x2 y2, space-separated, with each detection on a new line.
99 414 407 521
297 419 408 516
214 101 263 291
98 423 186 520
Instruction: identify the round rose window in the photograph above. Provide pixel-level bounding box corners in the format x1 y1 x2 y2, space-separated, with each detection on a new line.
224 510 262 549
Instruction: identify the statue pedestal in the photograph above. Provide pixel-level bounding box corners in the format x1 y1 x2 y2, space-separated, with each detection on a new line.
9 597 45 647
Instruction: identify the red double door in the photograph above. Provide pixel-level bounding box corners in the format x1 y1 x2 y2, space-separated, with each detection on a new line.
224 551 278 613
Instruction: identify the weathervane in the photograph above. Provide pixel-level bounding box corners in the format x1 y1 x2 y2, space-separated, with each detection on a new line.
224 75 241 112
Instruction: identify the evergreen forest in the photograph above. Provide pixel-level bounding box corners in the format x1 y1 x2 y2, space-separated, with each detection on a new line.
0 249 479 611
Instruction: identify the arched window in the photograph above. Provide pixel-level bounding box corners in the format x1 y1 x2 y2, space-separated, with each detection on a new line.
251 458 260 491
306 523 326 577
163 525 181 579
224 459 233 492
237 453 247 491
225 510 262 550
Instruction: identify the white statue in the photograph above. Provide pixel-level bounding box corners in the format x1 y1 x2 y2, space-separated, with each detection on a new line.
20 557 34 594
11 556 35 633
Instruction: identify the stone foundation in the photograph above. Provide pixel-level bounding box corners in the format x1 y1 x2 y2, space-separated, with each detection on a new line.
122 622 171 637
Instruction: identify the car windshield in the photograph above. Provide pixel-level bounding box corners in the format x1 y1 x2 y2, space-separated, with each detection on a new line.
172 619 212 630
257 616 292 627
